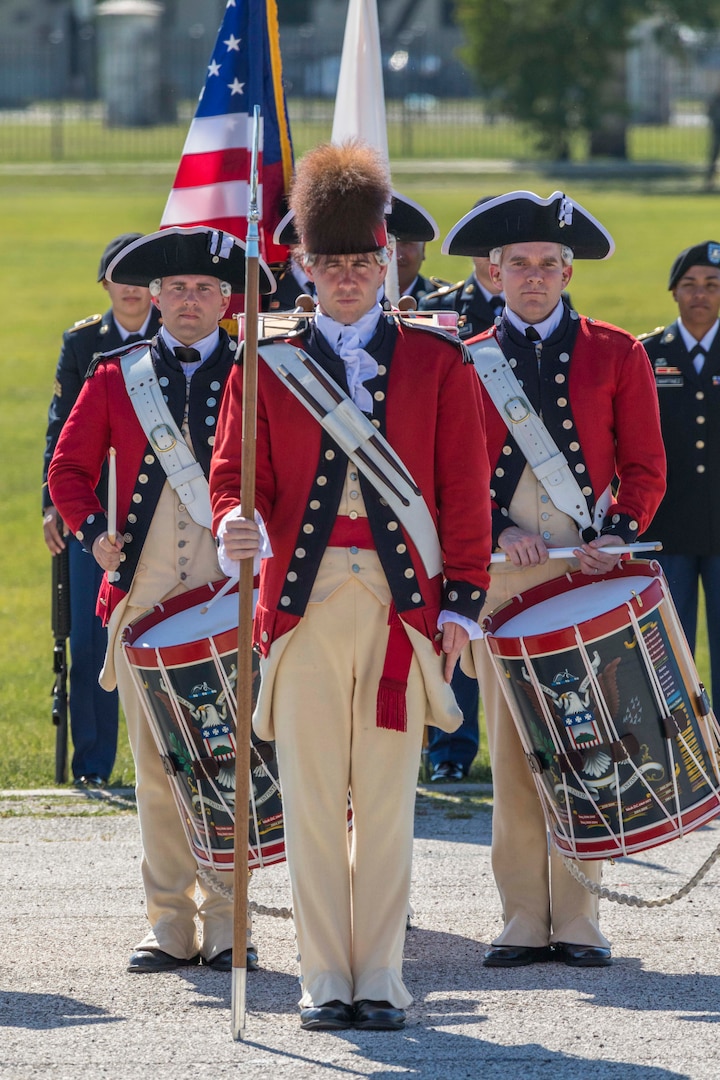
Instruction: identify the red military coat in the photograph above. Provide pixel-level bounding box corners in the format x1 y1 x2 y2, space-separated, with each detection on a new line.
466 312 666 547
48 334 236 622
210 315 493 653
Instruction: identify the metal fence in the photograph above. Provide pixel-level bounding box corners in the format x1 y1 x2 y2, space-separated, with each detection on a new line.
0 34 718 166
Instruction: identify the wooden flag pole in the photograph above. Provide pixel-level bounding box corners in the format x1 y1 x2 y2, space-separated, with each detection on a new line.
231 103 262 1042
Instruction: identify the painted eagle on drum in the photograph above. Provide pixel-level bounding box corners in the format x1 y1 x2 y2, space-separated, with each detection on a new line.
520 650 622 768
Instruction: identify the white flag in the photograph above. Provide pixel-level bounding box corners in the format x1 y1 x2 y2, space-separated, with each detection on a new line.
331 0 389 161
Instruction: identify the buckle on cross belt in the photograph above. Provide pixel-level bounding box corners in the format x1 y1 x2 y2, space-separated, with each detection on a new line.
150 424 177 452
505 396 531 424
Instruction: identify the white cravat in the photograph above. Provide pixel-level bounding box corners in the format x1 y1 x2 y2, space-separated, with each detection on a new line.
315 305 383 413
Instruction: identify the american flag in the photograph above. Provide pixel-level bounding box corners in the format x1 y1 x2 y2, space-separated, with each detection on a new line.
160 0 293 269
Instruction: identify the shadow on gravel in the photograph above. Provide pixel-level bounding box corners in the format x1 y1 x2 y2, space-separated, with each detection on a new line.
233 1026 692 1080
563 958 720 1021
0 990 121 1029
180 966 300 1018
405 928 720 1023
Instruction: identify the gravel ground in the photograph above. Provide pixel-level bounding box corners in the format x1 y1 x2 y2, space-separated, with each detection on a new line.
1 784 718 1080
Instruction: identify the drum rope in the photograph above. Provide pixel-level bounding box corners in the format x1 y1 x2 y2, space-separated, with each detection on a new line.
197 865 293 920
562 838 720 907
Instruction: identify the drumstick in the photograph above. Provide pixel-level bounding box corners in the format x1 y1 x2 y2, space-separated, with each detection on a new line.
489 541 662 563
107 447 117 544
199 575 237 615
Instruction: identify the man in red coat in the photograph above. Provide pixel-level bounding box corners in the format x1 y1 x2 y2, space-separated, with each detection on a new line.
48 226 274 975
443 191 666 969
210 141 492 1031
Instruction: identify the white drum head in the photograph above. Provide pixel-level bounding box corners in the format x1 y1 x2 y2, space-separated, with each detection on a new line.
493 575 652 638
134 595 239 649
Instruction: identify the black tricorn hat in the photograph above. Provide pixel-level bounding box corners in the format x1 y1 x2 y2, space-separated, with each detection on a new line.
387 191 438 242
442 190 614 260
106 226 276 294
668 240 720 289
273 189 437 247
97 232 144 282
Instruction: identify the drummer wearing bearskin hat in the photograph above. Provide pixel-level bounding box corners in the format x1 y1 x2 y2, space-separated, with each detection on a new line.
211 140 492 1031
444 191 666 968
48 226 276 976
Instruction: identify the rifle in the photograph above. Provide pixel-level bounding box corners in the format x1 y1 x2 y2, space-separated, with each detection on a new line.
51 520 71 785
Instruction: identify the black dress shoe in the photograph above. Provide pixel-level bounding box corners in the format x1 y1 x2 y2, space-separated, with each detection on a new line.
553 942 612 967
127 948 201 973
353 999 406 1031
202 947 259 972
300 1000 354 1031
74 774 107 790
482 944 554 968
429 761 464 782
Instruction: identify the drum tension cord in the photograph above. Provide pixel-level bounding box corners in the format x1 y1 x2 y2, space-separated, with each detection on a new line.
198 866 293 920
562 838 720 908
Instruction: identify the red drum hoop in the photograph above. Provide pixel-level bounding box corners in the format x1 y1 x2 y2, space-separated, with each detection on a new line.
122 579 285 872
483 560 720 859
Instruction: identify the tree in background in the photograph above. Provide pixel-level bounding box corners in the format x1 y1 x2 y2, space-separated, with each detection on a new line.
455 0 720 160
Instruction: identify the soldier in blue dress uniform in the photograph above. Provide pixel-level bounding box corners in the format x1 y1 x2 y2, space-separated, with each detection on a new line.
640 240 720 703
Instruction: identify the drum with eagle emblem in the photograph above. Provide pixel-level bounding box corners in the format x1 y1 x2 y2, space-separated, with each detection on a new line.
122 580 285 872
483 561 720 859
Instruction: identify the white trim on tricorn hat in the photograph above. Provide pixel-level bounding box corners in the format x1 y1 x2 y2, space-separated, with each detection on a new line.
106 225 276 294
386 191 438 242
273 189 437 248
442 190 614 260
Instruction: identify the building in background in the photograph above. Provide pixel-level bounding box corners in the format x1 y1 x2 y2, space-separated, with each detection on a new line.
0 0 472 111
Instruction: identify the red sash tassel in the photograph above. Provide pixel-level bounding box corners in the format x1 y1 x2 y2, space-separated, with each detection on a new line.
376 603 413 733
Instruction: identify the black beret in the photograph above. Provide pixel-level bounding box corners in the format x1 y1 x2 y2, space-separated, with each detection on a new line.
668 241 720 289
97 233 144 282
106 226 276 294
442 190 614 260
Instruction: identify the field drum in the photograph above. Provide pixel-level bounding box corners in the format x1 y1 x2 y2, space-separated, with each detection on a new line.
483 561 720 859
122 579 284 872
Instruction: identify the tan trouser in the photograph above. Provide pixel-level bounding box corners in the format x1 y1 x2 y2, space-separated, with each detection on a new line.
116 630 235 960
473 467 609 948
271 576 426 1008
107 483 236 960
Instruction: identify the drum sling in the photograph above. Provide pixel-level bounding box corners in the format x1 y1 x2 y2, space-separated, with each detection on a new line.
120 346 212 528
468 337 611 538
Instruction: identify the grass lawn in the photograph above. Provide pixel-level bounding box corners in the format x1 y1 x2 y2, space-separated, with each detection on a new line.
0 166 716 788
